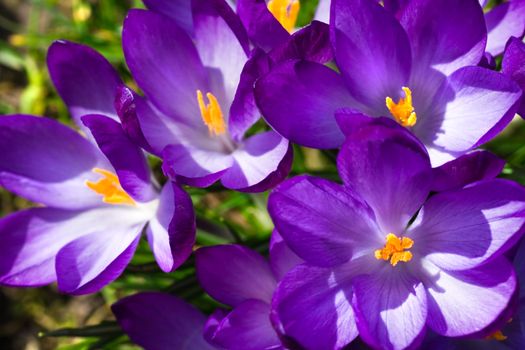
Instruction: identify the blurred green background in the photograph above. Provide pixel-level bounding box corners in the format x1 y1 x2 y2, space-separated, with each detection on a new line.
0 0 523 349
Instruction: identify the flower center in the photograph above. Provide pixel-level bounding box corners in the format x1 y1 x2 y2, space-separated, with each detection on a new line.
374 233 414 266
86 168 135 206
267 0 300 33
197 90 226 136
385 87 417 127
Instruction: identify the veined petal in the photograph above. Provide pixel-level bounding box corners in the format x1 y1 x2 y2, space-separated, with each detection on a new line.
146 182 196 272
485 0 525 57
268 176 379 267
47 40 122 129
0 115 104 209
143 0 194 35
113 292 213 350
409 179 525 271
196 244 276 306
425 258 516 337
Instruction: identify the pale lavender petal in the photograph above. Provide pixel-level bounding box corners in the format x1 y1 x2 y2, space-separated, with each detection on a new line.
485 0 525 56
196 244 276 306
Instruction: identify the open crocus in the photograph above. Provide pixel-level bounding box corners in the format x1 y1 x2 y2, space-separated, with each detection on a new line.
196 231 302 349
268 117 525 350
502 37 525 118
120 1 291 192
255 0 523 166
0 115 195 294
113 231 302 350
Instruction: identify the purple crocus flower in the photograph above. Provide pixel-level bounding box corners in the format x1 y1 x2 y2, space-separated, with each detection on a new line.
0 41 195 294
196 231 302 349
502 37 525 118
268 117 525 350
113 231 302 349
255 0 522 166
119 1 292 192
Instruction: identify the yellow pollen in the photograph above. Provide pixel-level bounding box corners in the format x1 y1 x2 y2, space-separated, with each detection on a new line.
197 90 226 136
86 168 135 206
386 87 417 127
374 233 414 266
267 0 300 33
486 330 507 341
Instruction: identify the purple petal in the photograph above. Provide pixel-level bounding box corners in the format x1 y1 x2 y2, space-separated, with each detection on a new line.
352 266 427 350
337 117 431 235
236 0 289 51
0 208 91 287
206 299 280 350
123 9 209 126
431 150 505 192
485 0 525 57
146 182 196 272
0 115 104 209
47 40 122 128
81 114 157 203
55 206 149 294
268 175 379 267
196 244 276 306
269 230 303 281
143 0 194 35
221 131 291 191
192 0 249 108
272 264 358 349
502 37 525 117
425 258 517 337
255 60 355 149
161 144 233 187
331 0 411 111
414 66 522 167
400 0 486 107
112 292 213 350
409 179 525 271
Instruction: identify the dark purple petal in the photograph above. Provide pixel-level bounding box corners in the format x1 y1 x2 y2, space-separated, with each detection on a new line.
269 230 303 281
0 208 91 287
431 150 505 192
113 292 213 350
82 114 157 203
143 0 194 35
206 299 280 350
425 258 517 337
55 206 149 294
409 179 525 271
0 115 104 209
192 0 249 108
485 0 525 57
331 0 411 111
352 266 427 350
196 244 276 306
400 0 486 107
47 40 122 128
272 264 358 349
414 66 522 167
337 116 432 235
114 86 153 153
236 0 289 51
255 60 356 149
161 144 233 187
221 131 291 191
502 37 525 117
146 182 196 272
268 175 379 267
123 9 209 126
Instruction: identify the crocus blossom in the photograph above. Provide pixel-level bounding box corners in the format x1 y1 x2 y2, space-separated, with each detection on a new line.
268 117 525 350
255 0 522 166
502 37 525 118
120 1 292 192
0 41 195 294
